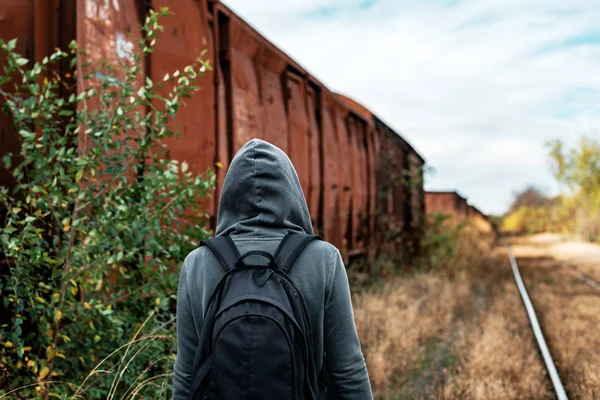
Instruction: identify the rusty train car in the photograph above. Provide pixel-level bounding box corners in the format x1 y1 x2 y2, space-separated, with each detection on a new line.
0 0 425 261
425 191 469 218
425 191 493 233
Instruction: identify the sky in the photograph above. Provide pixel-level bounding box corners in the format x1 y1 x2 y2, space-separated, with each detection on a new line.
222 0 600 215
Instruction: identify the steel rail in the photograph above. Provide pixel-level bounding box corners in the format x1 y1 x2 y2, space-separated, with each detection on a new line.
504 244 568 400
556 260 600 291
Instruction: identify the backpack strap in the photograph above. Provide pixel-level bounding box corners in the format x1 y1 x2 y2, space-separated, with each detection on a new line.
200 236 241 272
274 233 323 273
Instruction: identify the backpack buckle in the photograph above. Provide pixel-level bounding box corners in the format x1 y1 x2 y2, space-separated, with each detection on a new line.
254 268 274 287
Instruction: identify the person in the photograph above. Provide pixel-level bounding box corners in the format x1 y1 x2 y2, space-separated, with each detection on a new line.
172 138 372 399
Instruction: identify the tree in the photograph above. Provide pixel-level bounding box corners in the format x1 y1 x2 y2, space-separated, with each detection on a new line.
547 136 600 241
508 185 550 213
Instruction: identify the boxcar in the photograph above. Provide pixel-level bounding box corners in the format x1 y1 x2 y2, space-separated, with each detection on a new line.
0 0 425 262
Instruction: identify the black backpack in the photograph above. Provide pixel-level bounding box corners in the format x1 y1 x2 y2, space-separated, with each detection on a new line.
190 233 325 400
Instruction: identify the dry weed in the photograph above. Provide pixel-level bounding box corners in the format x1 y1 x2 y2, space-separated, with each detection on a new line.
353 230 557 399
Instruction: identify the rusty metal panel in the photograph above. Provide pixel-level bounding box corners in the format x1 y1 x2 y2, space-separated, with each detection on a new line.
223 14 290 153
150 0 216 215
373 126 386 241
333 103 351 256
0 1 35 58
80 0 141 78
214 10 230 219
215 54 229 215
425 191 468 218
346 117 359 250
394 145 407 227
321 96 340 248
357 120 369 248
34 0 76 68
230 46 262 150
256 46 288 152
78 0 144 134
78 0 143 91
259 66 288 151
425 192 453 215
409 152 424 229
366 125 377 250
306 85 321 233
77 0 144 189
285 71 310 205
346 115 368 252
0 0 35 189
374 127 390 218
456 195 468 217
229 18 262 153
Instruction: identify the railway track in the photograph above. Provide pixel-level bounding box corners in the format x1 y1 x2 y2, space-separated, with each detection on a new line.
504 243 568 400
556 260 600 291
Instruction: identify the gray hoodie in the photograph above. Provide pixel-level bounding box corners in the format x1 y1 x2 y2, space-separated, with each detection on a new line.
173 138 372 399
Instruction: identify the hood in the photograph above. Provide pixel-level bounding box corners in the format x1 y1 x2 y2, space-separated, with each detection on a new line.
215 139 314 238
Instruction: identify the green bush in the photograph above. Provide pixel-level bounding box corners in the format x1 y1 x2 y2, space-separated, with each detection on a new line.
0 9 214 398
419 213 465 270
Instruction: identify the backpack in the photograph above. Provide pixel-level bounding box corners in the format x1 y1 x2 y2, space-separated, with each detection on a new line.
190 233 325 400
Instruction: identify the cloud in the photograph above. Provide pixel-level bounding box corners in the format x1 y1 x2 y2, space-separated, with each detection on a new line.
222 0 600 214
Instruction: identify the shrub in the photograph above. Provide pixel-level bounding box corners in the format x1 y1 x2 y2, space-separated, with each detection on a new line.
0 9 213 399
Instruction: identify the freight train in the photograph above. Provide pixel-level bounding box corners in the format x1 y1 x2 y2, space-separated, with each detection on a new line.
425 191 494 233
1 0 427 262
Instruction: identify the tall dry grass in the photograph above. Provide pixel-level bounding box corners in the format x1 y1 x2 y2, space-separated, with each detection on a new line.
0 311 175 399
353 225 553 399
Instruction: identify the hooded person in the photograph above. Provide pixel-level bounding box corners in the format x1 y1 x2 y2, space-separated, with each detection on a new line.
172 138 372 399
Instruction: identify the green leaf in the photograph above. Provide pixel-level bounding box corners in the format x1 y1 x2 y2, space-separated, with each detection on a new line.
7 38 17 50
18 130 35 139
3 154 12 168
16 58 28 66
75 169 84 182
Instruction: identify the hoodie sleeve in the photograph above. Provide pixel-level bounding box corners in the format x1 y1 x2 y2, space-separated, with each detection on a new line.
172 258 198 399
324 249 373 399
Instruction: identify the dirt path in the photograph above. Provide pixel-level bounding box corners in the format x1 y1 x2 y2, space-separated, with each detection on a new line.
507 235 600 400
